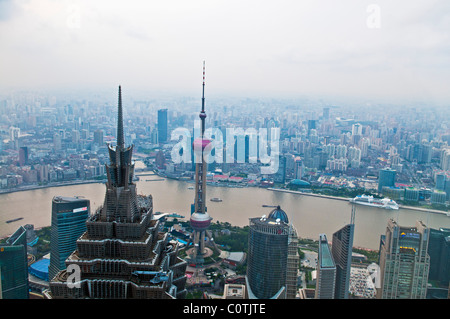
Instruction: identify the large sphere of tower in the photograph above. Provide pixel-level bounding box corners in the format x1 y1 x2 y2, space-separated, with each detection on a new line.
190 212 212 231
192 137 212 157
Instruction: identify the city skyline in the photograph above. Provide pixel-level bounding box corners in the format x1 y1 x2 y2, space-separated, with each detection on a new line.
0 0 449 104
0 0 449 303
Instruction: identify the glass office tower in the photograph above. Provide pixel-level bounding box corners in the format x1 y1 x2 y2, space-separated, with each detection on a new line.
246 207 291 299
48 196 90 282
157 108 168 144
332 223 355 299
378 168 396 193
0 226 29 299
427 228 450 287
315 234 336 299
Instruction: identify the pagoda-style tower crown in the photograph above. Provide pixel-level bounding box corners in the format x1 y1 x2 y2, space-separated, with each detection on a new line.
102 86 139 222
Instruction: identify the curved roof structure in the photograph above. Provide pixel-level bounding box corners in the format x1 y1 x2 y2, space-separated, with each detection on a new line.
268 206 289 223
290 179 310 186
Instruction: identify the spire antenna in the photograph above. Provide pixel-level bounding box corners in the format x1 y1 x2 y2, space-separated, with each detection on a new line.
117 85 124 150
200 61 206 135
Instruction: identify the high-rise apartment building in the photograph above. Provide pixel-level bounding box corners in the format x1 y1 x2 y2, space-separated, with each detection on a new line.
0 226 29 299
377 219 430 299
53 132 62 151
93 129 104 146
48 196 90 281
157 108 168 144
322 107 330 120
315 234 336 299
45 86 187 299
19 146 28 166
294 157 304 179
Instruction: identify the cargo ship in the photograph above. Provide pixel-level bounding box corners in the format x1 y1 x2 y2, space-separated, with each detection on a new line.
350 195 399 210
6 217 24 224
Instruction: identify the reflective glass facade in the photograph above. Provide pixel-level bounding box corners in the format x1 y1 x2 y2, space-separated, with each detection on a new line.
247 217 289 299
315 234 336 299
332 223 354 299
48 196 90 282
0 226 29 299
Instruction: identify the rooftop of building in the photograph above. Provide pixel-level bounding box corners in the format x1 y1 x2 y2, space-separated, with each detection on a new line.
52 196 88 203
319 234 335 269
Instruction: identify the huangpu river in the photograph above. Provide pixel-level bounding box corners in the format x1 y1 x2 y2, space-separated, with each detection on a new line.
1 173 449 250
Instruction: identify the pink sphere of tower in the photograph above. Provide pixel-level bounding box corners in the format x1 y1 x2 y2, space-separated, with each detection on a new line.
192 137 212 156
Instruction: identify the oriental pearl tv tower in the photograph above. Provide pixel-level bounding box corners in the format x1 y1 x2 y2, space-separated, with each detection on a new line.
187 61 215 264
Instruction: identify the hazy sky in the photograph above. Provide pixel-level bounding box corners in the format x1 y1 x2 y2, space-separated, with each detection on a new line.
0 0 449 103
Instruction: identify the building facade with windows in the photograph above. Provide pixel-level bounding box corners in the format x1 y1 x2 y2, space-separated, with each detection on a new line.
0 226 29 299
48 196 90 282
377 219 430 299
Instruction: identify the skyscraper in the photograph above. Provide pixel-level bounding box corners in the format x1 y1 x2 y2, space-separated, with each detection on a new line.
158 108 168 144
315 234 336 299
93 129 104 146
48 196 90 282
187 62 214 264
274 155 286 184
0 226 29 299
286 222 299 299
246 206 292 299
322 107 330 120
19 146 28 166
53 132 62 151
294 157 303 179
331 204 355 299
377 219 430 299
378 168 396 193
428 228 450 287
45 86 187 299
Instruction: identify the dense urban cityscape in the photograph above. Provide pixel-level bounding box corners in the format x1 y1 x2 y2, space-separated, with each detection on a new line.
1 87 450 208
1 77 449 302
0 1 449 315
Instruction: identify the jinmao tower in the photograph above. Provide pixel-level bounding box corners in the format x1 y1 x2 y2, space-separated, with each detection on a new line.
186 62 215 264
45 86 187 299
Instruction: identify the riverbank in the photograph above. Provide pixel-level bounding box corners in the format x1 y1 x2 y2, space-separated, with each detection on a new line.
268 187 350 202
0 170 158 195
0 179 106 195
267 188 450 217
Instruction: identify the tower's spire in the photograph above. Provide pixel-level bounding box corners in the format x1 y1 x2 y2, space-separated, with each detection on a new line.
193 60 210 216
200 61 206 135
117 85 124 150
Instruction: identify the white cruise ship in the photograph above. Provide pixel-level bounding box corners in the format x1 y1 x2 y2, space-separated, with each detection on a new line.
350 194 399 210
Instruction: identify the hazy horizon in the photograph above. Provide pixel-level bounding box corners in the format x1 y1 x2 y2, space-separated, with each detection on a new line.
1 0 449 105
